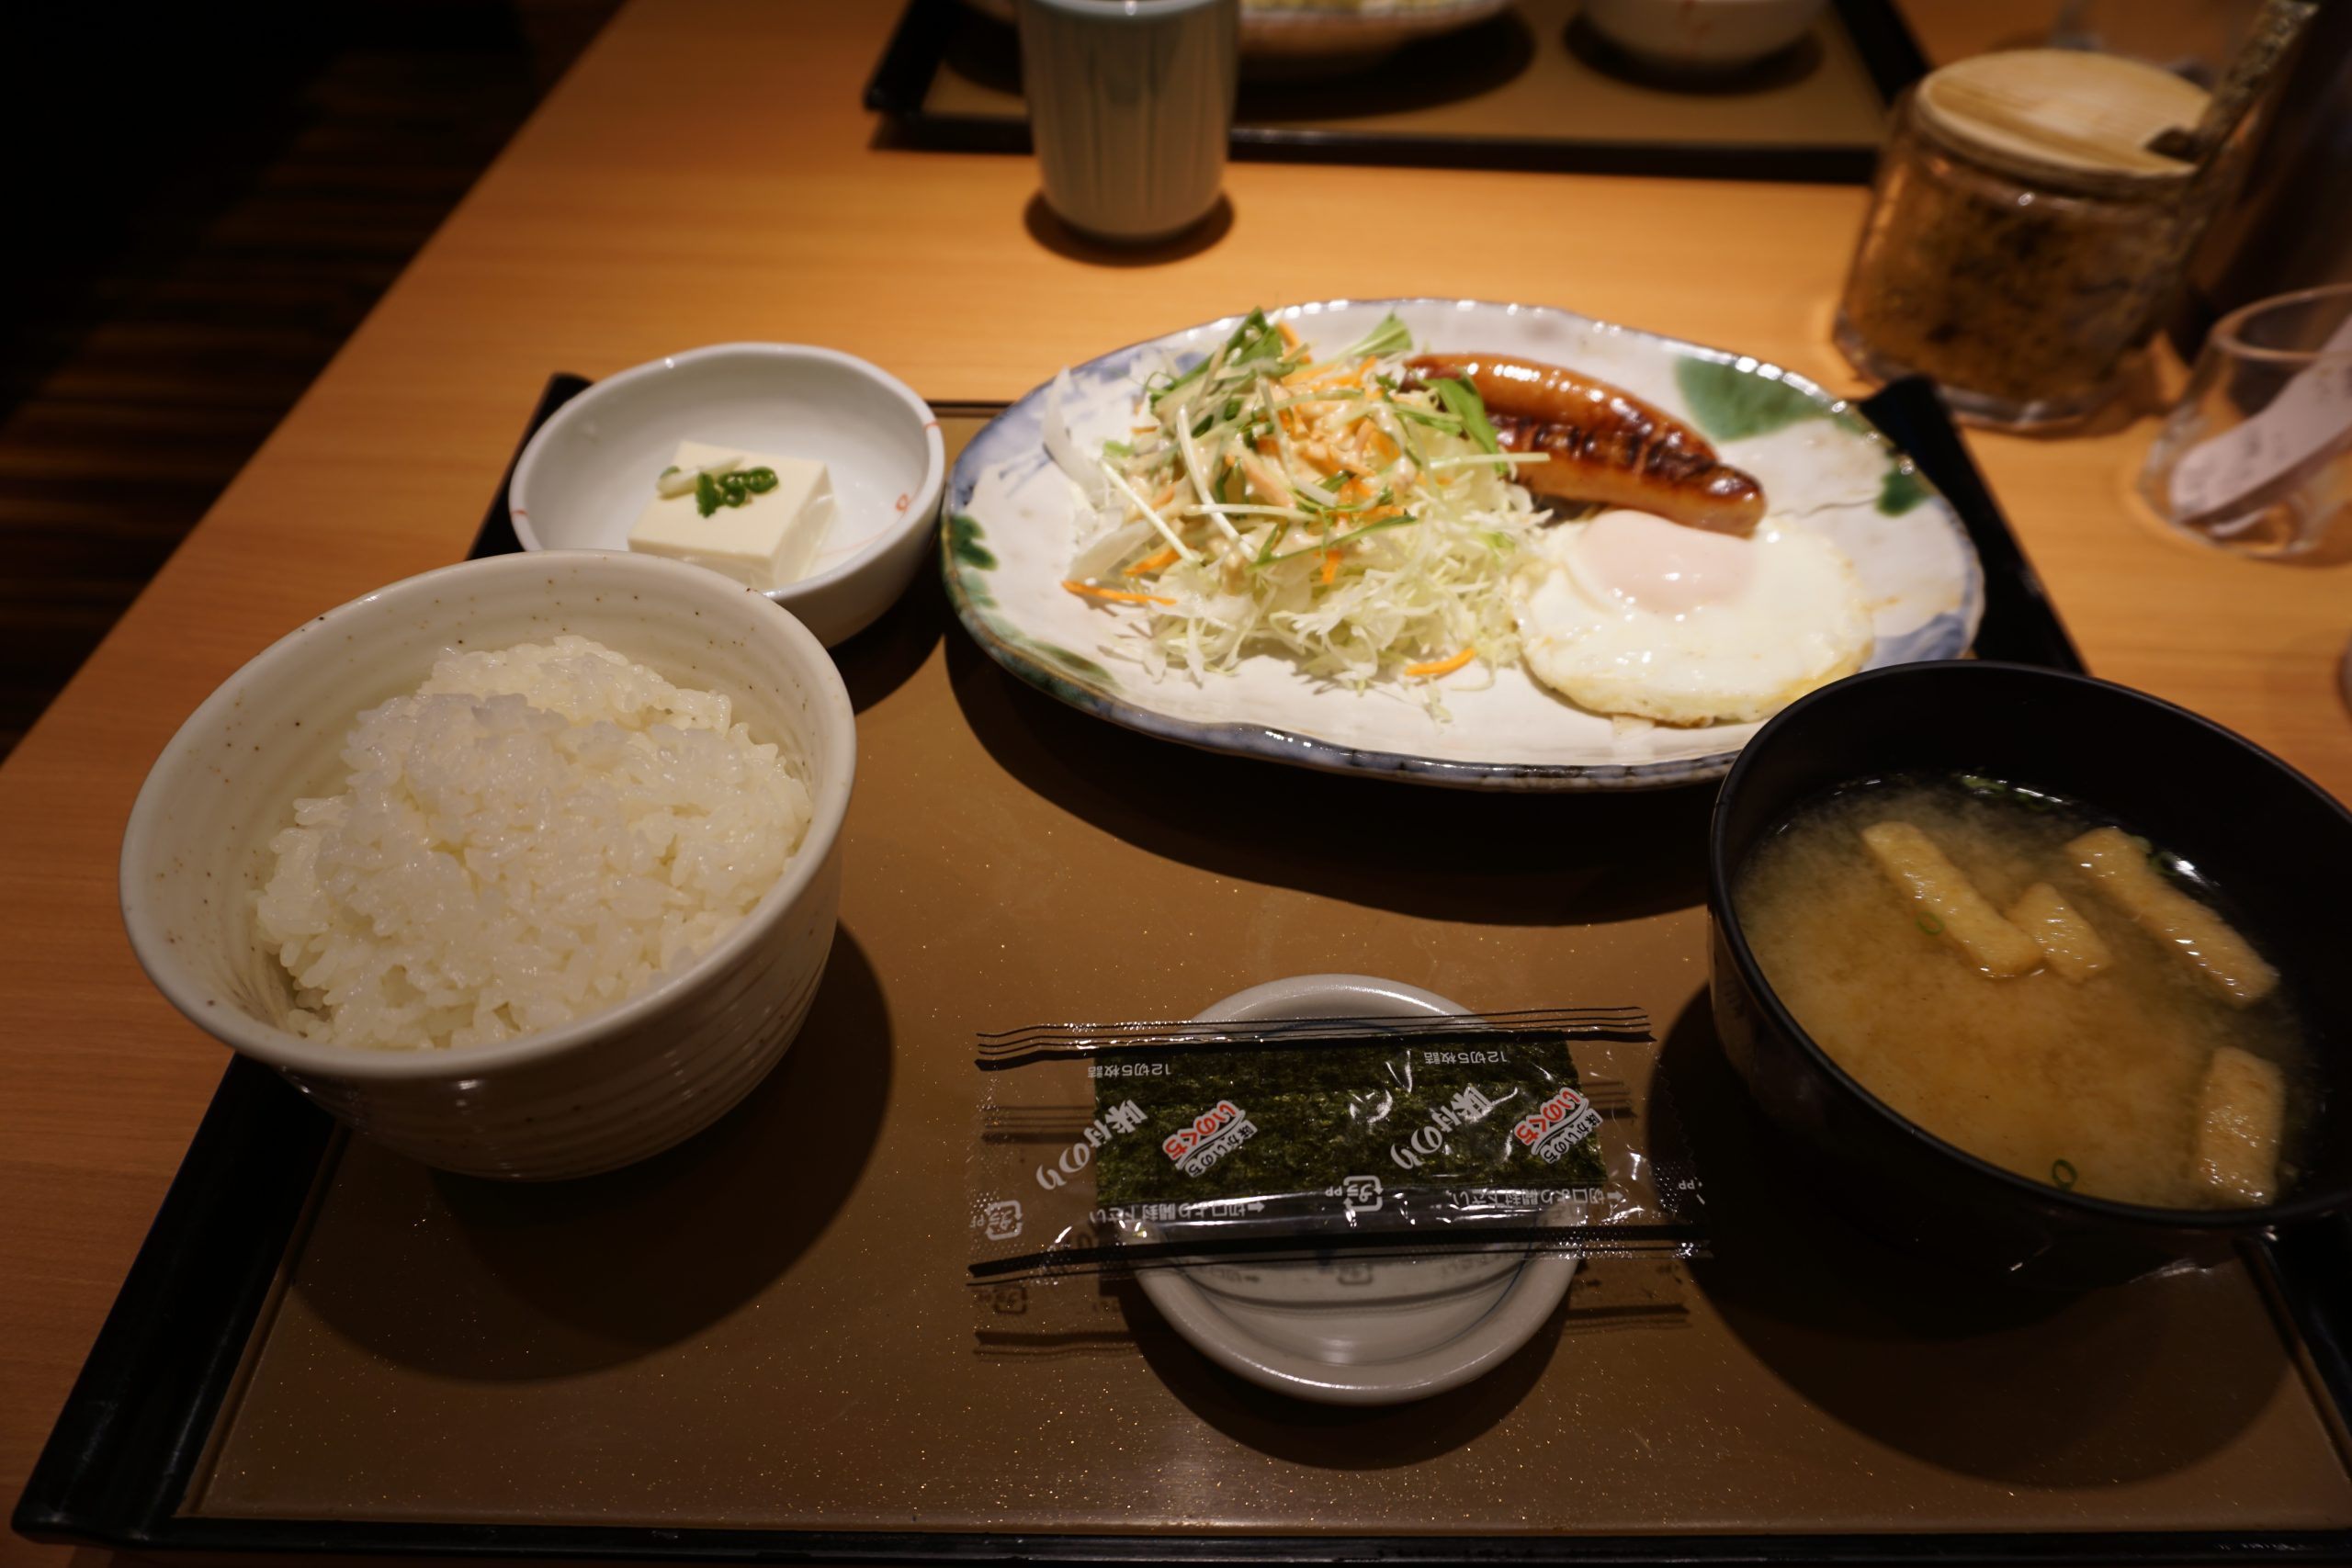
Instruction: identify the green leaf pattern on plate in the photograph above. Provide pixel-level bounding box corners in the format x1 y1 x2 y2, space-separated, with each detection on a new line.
944 513 1116 690
1018 637 1114 687
947 511 998 574
1877 464 1931 516
1675 358 1828 443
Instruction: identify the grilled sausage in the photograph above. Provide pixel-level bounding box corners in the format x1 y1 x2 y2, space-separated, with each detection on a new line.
1405 353 1766 536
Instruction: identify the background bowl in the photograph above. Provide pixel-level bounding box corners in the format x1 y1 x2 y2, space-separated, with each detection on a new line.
956 0 1513 66
1706 661 2352 1287
119 550 857 1180
509 344 944 647
1580 0 1829 73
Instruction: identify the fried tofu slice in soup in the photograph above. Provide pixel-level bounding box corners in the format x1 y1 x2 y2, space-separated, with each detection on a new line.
2066 827 2278 1006
2196 1046 2286 1205
2006 882 2114 983
1860 820 2043 976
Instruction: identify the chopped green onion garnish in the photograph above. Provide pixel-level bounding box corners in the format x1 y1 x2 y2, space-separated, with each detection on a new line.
693 466 778 517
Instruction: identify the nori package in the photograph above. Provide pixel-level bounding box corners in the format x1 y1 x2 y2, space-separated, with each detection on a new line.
967 1008 1704 1281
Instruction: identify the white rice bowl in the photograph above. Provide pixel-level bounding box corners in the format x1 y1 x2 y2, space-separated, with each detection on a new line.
254 637 813 1051
121 551 854 1179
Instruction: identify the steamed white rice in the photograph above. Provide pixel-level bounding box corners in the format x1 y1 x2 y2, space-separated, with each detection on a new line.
255 636 812 1050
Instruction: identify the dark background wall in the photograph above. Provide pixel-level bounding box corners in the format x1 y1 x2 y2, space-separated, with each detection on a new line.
0 0 619 758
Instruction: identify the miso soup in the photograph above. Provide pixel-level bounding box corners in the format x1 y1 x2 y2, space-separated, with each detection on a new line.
1731 773 2310 1210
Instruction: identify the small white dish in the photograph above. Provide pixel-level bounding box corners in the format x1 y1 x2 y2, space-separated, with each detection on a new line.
510 344 945 647
1136 975 1577 1405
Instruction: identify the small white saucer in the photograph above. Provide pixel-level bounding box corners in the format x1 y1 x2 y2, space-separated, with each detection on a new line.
1135 975 1577 1405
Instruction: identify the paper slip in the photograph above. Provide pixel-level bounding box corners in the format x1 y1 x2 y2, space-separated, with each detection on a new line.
2168 314 2352 521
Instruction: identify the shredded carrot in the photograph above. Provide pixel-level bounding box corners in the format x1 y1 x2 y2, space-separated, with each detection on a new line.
1278 321 1300 350
1405 649 1476 679
1124 547 1181 577
1319 550 1340 585
1062 580 1175 607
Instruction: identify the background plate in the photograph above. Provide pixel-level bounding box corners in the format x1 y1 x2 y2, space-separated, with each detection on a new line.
942 298 1983 790
954 0 1513 61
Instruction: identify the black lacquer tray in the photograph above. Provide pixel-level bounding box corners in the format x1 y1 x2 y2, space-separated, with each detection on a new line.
17 375 2352 1564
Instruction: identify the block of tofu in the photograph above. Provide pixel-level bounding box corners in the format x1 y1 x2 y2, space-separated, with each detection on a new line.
2195 1046 2286 1206
2066 827 2278 1006
627 439 835 590
2006 882 2113 983
1859 820 2043 976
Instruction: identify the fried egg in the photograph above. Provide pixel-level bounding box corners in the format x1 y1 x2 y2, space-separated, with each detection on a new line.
1511 508 1872 726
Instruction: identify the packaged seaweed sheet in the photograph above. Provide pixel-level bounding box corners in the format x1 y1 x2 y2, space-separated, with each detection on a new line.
967 1008 1704 1282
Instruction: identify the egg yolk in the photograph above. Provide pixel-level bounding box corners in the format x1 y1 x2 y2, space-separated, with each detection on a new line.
1564 509 1756 620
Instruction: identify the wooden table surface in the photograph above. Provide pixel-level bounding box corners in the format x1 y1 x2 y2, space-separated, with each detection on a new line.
4 3 2345 1563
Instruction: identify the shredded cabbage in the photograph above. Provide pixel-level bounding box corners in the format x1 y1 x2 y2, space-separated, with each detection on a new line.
1058 309 1548 711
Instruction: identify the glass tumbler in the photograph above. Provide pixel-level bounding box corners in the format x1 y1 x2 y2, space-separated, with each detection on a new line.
2139 282 2352 559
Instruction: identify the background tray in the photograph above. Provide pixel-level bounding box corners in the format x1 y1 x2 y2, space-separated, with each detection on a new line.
17 378 2352 1562
866 0 1928 182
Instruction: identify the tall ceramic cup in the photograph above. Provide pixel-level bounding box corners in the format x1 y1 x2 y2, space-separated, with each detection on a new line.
1017 0 1238 244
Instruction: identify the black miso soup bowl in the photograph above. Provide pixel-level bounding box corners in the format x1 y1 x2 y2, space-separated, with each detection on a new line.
1707 660 2352 1288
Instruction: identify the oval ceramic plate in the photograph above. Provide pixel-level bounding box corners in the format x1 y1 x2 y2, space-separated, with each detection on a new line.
943 299 1983 790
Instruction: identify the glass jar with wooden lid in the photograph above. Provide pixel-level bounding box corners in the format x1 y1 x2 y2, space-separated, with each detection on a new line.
1834 50 2227 431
